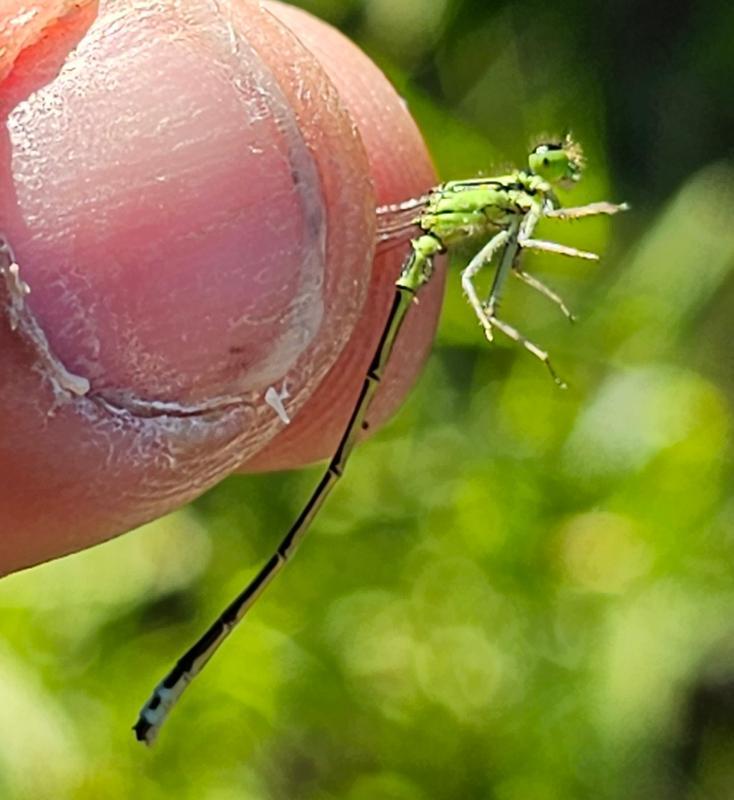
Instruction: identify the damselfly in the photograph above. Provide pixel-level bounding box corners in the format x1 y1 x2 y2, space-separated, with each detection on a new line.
134 134 627 744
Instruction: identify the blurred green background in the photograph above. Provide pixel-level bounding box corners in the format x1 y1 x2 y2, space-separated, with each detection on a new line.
3 1 734 797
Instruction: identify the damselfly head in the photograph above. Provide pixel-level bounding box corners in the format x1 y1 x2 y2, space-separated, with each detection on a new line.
528 133 585 188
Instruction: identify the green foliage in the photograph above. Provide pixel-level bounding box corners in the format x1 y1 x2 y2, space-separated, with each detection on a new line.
3 1 734 797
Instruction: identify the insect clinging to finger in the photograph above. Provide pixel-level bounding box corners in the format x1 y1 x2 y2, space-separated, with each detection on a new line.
134 133 627 745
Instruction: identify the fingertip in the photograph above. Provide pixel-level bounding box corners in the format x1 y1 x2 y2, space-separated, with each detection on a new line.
0 0 381 571
0 0 444 569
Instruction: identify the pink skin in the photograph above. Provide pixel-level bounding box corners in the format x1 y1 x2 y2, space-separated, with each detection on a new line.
0 0 442 575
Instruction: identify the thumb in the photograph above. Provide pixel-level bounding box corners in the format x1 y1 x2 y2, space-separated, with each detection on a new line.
0 0 441 573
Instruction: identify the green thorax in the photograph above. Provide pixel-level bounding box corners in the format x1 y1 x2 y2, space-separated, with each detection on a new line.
417 170 555 249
